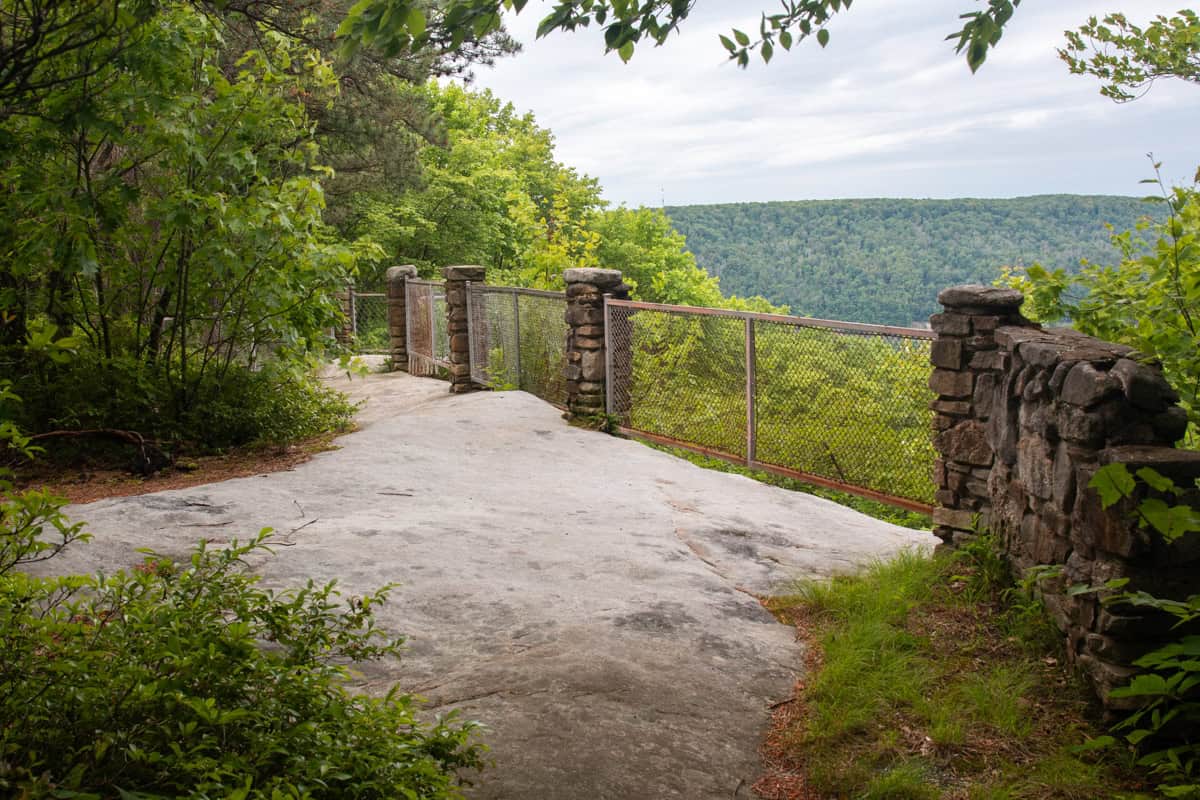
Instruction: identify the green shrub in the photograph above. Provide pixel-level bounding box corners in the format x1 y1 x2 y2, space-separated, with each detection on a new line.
9 352 356 453
4 383 475 797
0 521 482 798
1086 463 1200 799
181 365 357 449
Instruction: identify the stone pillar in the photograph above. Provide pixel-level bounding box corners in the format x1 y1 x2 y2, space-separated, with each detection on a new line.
443 265 485 394
563 268 629 420
929 285 1029 546
335 285 354 346
386 265 418 373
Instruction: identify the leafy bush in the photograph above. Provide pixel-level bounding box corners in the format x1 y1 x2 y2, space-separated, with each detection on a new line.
1087 463 1200 798
0 525 483 799
2 384 481 797
9 353 356 453
181 365 358 449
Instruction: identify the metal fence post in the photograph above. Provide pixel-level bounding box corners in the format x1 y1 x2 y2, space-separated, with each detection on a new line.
465 281 475 380
334 285 353 345
745 317 756 466
511 290 522 388
405 284 415 368
604 296 613 417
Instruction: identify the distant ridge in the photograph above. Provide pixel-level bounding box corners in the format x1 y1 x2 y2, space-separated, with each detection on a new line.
665 195 1156 326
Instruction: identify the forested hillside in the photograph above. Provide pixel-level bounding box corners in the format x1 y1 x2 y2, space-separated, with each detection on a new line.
666 196 1157 326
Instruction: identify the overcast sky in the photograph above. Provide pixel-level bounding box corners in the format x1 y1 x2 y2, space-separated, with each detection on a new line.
467 0 1200 207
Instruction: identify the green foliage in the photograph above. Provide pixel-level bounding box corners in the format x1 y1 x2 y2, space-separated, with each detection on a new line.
955 665 1036 737
1085 464 1200 799
949 0 1022 73
350 82 778 311
0 384 89 574
951 531 1011 602
337 0 1025 73
1 375 474 795
185 366 359 448
9 352 356 452
951 533 1063 648
667 195 1154 327
349 82 602 286
0 1 157 118
1005 180 1200 447
1092 463 1200 542
860 761 939 800
591 205 777 310
1019 14 1200 451
0 3 395 452
1061 10 1200 103
0 529 482 798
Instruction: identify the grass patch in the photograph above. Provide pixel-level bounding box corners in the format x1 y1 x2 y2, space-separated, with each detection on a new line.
756 540 1151 799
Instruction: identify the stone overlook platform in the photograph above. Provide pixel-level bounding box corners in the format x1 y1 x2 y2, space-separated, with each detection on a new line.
45 370 935 799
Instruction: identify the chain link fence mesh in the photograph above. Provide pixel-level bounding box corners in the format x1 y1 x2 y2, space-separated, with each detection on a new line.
607 307 748 458
469 287 520 389
405 279 449 377
351 292 389 354
468 285 568 407
606 300 936 508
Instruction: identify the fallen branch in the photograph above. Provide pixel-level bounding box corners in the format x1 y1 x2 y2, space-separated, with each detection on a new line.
27 429 172 475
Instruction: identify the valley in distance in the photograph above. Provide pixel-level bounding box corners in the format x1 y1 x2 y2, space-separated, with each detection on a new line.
666 194 1155 327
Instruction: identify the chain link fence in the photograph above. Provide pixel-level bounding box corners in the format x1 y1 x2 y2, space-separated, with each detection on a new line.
350 291 389 354
405 279 449 377
468 285 568 407
605 299 936 510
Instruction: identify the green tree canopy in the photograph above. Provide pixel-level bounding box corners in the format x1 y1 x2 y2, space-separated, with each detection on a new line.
337 0 1023 72
1061 9 1200 102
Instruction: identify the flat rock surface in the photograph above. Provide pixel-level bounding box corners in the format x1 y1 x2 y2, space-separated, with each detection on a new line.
46 369 937 799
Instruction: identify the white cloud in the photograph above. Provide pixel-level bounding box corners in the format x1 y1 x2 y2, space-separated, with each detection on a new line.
465 0 1200 205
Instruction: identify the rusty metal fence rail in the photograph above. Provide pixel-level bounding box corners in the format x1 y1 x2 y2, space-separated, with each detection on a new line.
405 279 449 377
605 299 937 511
467 284 568 407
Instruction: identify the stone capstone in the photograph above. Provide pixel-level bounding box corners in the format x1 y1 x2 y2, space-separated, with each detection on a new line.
443 265 487 281
386 264 418 283
936 285 1025 311
563 268 624 288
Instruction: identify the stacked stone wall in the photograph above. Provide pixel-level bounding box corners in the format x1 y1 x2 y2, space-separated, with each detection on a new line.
931 285 1200 706
563 268 629 418
443 265 485 394
386 265 417 372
